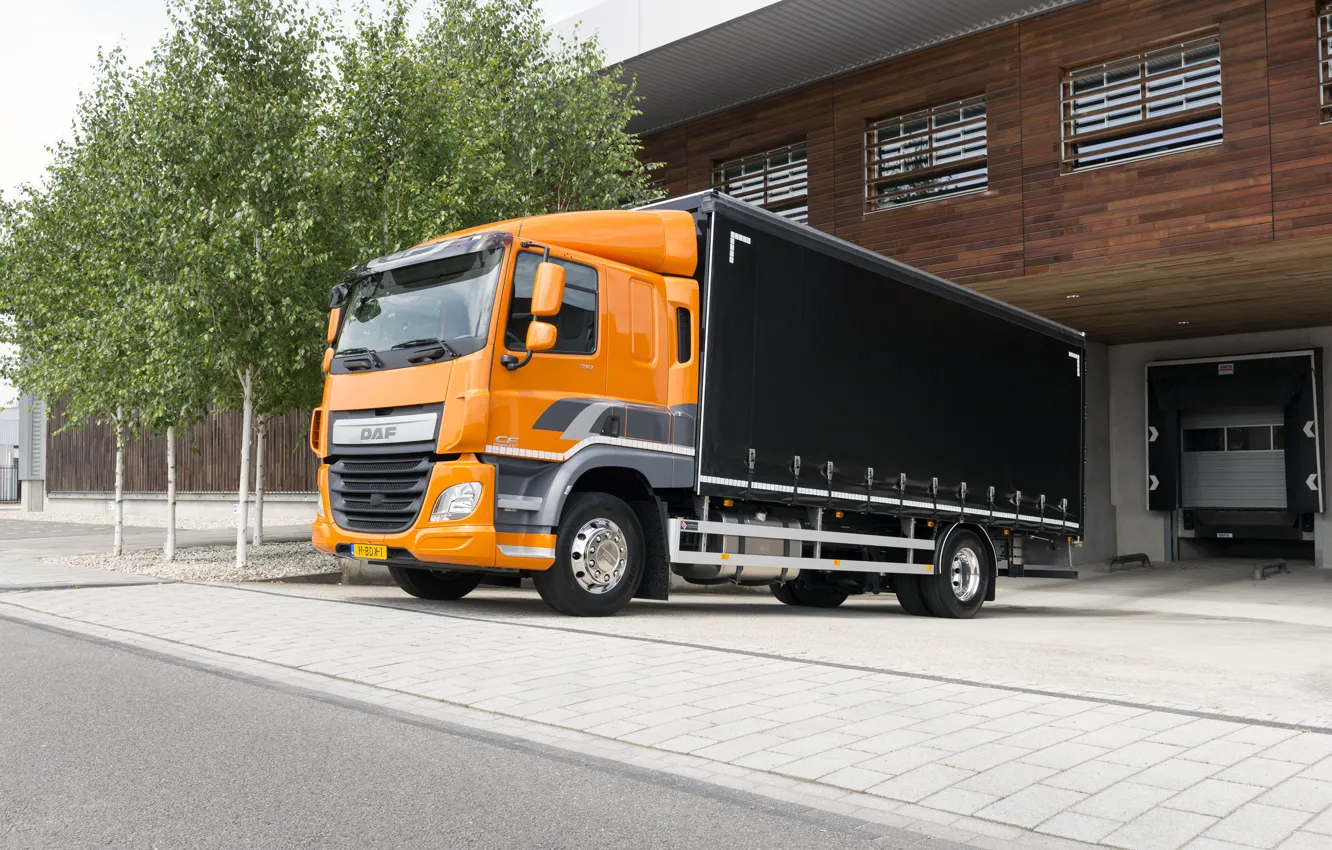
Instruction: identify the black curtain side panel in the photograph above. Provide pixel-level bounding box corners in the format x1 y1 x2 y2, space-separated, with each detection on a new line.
695 203 1086 531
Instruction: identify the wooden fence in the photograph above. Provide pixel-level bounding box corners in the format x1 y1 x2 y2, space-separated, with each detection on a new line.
47 403 318 494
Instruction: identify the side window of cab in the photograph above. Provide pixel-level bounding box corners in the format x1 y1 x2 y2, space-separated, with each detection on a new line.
504 252 598 353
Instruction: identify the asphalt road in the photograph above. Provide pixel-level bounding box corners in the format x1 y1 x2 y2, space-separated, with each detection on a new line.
0 616 962 850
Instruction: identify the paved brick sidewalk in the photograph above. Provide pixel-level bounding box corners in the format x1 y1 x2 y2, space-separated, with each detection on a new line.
3 583 1330 850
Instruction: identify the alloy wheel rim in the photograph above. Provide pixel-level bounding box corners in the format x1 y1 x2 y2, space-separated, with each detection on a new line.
570 518 628 594
950 546 982 602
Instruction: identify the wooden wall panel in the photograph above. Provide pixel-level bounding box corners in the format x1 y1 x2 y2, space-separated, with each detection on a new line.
830 26 1027 283
1266 0 1332 239
679 81 837 230
48 403 317 494
641 124 690 199
1017 0 1274 275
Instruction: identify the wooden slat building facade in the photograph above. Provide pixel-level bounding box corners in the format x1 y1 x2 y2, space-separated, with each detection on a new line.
639 0 1332 345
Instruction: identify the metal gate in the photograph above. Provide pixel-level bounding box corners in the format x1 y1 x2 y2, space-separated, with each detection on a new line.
1180 408 1286 508
0 465 18 503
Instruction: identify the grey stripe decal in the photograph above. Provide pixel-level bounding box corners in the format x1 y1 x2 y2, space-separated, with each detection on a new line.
560 402 614 441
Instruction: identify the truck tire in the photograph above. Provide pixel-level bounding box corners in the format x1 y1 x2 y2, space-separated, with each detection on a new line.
770 583 799 605
893 576 932 616
534 492 644 617
920 529 990 619
388 567 482 601
770 582 848 608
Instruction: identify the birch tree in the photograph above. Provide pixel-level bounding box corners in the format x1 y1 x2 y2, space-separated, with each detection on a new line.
0 50 154 555
149 0 339 567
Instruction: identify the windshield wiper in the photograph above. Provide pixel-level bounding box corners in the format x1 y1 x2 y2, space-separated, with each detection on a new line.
390 337 460 362
335 347 385 370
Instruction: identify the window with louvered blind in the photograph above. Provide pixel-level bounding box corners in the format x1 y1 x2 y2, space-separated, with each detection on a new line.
865 96 987 211
712 143 808 223
1320 5 1332 122
1062 35 1223 171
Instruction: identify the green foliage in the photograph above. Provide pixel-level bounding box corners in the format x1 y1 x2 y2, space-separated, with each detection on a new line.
149 0 341 418
0 0 659 446
0 51 165 436
328 0 659 259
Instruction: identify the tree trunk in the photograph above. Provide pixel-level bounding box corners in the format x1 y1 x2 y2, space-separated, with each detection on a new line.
165 424 177 561
113 412 125 557
235 366 254 569
253 416 266 548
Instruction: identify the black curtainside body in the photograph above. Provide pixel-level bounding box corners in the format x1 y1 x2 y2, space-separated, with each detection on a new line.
644 191 1087 534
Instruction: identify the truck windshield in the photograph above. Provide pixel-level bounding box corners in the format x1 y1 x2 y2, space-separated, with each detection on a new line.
336 249 504 357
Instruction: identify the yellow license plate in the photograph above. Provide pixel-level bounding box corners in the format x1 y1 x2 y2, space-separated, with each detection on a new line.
352 543 388 560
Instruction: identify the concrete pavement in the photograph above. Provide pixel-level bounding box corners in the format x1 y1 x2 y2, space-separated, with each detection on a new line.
3 577 1330 850
1 617 927 850
268 562 1332 726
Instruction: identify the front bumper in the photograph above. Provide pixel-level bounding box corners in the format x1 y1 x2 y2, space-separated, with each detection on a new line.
312 458 555 571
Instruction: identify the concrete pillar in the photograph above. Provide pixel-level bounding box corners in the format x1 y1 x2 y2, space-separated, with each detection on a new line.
17 394 45 513
19 479 44 512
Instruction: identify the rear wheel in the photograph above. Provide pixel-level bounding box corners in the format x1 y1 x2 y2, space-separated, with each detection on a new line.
770 583 799 606
770 582 849 608
534 492 644 617
388 567 482 601
893 575 932 616
920 528 991 619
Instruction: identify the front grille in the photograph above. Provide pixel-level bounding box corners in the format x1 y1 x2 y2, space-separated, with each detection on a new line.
328 453 433 533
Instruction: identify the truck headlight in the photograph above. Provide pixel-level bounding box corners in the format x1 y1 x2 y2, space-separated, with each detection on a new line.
431 482 482 522
315 498 326 520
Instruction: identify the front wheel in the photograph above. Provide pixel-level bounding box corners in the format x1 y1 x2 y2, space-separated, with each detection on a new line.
920 529 991 619
533 492 644 616
388 567 482 601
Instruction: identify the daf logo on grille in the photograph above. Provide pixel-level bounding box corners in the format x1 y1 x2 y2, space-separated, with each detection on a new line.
332 412 438 445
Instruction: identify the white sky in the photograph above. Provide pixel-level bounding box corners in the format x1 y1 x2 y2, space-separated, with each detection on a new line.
0 0 601 409
0 0 602 199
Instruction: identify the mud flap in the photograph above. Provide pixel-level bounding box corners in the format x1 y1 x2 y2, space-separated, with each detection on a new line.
632 498 670 600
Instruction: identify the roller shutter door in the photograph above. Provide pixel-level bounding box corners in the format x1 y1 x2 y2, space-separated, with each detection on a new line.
1180 408 1286 509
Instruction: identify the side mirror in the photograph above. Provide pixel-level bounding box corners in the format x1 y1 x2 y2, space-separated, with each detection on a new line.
530 262 565 317
322 348 334 372
526 320 557 352
328 282 350 309
326 308 342 344
501 320 557 371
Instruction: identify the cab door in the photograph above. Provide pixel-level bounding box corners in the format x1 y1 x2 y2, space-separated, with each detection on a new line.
489 248 606 458
605 266 673 444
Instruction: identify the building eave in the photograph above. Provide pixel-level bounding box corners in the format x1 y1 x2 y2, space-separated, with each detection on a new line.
579 0 1094 135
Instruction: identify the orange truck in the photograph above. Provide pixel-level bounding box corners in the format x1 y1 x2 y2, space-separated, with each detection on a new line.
311 191 1086 617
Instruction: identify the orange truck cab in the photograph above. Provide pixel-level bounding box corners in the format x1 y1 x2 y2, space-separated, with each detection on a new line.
312 206 702 616
312 191 1087 618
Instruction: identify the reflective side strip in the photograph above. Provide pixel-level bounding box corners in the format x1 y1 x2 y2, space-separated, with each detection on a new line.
695 475 1080 530
497 545 556 559
485 436 696 462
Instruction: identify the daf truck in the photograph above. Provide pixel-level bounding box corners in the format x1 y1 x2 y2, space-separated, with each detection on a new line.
311 191 1086 617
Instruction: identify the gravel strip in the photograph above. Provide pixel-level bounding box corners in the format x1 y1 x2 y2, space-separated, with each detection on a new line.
2 509 307 531
48 542 339 582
